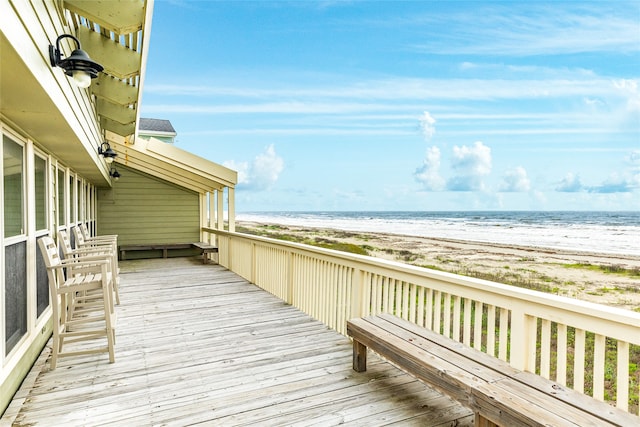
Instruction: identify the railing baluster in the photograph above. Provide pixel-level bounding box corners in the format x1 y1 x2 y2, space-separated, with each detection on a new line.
556 323 567 385
452 295 461 342
487 305 496 357
443 293 452 338
409 283 417 323
574 328 586 394
433 291 442 335
498 307 509 361
463 298 472 346
425 288 433 331
473 301 483 350
382 276 390 314
417 286 425 327
617 340 629 411
592 334 606 401
540 319 551 379
395 279 402 318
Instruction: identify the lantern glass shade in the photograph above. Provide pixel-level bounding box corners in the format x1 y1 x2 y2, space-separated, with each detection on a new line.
72 70 92 88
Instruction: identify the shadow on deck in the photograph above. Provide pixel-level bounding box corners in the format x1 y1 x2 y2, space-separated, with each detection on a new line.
3 257 473 426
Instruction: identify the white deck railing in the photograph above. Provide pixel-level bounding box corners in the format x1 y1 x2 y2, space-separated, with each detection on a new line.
204 227 640 415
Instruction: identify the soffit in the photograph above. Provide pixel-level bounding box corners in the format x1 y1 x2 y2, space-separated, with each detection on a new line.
0 31 99 180
63 0 151 139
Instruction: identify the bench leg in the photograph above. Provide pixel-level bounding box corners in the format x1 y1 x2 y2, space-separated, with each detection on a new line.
352 340 367 372
475 413 500 427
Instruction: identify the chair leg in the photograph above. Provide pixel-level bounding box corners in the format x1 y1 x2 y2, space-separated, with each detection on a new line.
103 284 116 363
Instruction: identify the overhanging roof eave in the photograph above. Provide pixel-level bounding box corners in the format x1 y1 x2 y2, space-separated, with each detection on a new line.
108 134 237 192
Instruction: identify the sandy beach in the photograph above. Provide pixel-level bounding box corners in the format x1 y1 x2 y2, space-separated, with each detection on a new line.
237 221 640 312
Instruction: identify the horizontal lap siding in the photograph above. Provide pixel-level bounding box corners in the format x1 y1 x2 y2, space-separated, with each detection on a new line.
97 165 200 249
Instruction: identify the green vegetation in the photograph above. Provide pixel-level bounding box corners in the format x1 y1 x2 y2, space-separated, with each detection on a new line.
563 262 640 278
236 225 371 256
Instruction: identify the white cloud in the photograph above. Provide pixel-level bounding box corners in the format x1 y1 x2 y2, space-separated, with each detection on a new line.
556 172 584 192
447 141 492 191
589 173 638 193
224 144 284 191
222 159 250 185
613 79 640 112
414 146 445 191
419 111 436 141
144 77 623 102
627 150 640 171
408 4 640 56
500 166 531 192
252 144 284 188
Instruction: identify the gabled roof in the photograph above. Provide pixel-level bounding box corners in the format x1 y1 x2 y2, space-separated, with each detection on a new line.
139 118 177 134
107 131 236 193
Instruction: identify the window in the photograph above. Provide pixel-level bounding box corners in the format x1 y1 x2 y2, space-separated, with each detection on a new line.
36 236 49 317
35 155 47 230
5 241 27 354
69 175 76 223
35 154 50 317
3 134 27 354
3 135 24 237
57 168 65 227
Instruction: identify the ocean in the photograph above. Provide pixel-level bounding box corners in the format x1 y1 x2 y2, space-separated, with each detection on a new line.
236 211 640 256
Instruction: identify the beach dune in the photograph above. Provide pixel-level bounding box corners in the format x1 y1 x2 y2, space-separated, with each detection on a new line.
237 221 640 312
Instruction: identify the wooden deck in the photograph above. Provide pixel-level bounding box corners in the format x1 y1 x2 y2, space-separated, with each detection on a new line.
3 257 473 426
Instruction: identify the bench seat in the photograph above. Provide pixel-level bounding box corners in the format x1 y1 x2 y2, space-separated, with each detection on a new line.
347 313 637 427
191 242 218 264
119 243 192 260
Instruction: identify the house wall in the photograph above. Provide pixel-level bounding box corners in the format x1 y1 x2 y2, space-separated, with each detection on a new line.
0 121 99 415
138 134 175 144
0 0 106 414
97 165 200 258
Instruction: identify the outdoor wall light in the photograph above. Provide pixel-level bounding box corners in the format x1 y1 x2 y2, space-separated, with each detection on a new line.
49 34 104 88
109 166 121 181
98 141 117 163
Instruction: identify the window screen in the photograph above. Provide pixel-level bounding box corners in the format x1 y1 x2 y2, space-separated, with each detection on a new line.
3 135 24 237
5 241 27 354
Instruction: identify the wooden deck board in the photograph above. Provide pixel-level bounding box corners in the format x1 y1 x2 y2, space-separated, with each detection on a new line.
3 257 473 426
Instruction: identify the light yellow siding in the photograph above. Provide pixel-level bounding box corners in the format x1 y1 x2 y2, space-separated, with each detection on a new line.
97 165 200 251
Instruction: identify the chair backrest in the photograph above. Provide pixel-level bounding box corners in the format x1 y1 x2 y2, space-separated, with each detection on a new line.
38 236 61 268
72 226 86 247
37 235 65 290
80 223 91 240
58 230 73 258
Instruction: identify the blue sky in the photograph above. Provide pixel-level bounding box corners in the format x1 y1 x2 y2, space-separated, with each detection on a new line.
141 1 640 212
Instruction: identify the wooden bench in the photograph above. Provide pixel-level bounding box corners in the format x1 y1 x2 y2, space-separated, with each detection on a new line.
347 314 637 427
191 242 218 264
119 243 192 260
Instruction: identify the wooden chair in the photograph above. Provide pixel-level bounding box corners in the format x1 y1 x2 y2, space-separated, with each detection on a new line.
70 227 120 305
79 223 117 244
58 230 120 312
38 236 116 369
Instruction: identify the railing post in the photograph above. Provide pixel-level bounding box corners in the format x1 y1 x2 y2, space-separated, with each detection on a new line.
509 309 536 372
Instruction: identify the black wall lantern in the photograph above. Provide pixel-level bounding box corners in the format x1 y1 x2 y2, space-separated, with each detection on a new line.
49 34 104 88
98 141 117 163
109 166 121 181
